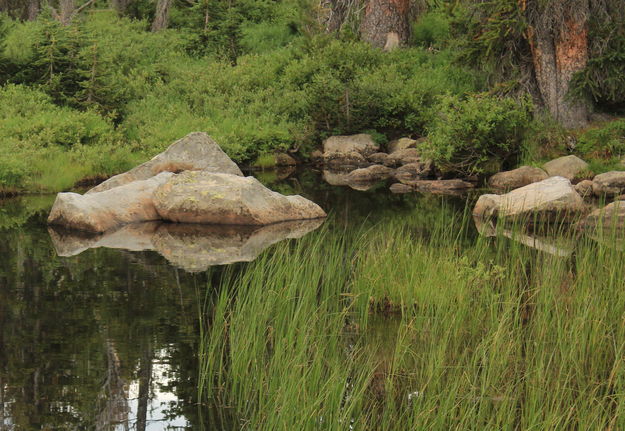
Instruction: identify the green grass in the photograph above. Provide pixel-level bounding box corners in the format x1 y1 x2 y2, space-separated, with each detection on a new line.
197 208 625 430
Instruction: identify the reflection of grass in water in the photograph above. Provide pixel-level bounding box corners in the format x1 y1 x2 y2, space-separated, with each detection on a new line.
198 209 625 429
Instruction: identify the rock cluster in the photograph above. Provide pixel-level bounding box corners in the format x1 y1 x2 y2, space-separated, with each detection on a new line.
48 133 326 233
319 133 473 195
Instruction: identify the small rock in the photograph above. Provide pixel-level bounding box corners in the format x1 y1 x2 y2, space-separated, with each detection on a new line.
87 132 242 194
394 162 433 183
580 201 625 231
473 176 586 223
409 179 474 194
386 148 422 166
275 153 297 166
154 171 326 225
322 134 379 168
347 165 394 183
389 183 413 194
387 138 418 154
592 171 625 197
488 166 549 190
543 155 589 180
368 152 390 165
615 194 625 201
575 180 595 198
310 150 324 164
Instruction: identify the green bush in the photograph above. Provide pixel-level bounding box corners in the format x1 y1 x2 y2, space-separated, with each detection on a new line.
577 119 625 158
424 93 533 175
411 12 452 48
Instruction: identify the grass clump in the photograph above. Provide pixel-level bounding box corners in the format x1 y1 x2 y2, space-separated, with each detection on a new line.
198 204 625 429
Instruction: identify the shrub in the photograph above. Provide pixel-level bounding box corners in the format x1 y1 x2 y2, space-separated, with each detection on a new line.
424 93 533 175
576 119 625 159
411 12 452 48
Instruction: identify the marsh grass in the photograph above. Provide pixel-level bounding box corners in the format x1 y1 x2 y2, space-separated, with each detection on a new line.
198 209 625 430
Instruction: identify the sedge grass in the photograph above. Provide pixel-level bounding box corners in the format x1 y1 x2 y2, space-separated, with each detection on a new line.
197 207 625 430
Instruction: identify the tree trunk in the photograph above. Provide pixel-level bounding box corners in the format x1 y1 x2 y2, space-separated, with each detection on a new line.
58 0 75 25
527 1 590 128
27 0 39 20
360 0 411 50
151 0 171 32
111 0 130 15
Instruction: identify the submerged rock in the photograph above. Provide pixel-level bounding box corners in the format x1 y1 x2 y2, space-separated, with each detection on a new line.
592 171 625 197
488 166 548 190
48 219 324 272
397 179 474 195
48 172 173 233
87 132 242 194
322 134 379 168
389 183 413 194
542 155 589 180
154 171 326 225
473 176 586 222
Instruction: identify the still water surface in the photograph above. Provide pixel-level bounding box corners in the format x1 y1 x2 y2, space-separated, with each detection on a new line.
0 171 468 430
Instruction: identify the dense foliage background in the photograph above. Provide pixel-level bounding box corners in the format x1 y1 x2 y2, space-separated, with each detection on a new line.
0 0 622 192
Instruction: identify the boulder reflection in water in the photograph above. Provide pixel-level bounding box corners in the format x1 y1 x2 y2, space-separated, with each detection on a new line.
48 219 325 272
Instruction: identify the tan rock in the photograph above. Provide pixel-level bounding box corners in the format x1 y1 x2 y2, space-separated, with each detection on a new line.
48 172 173 233
87 132 242 194
154 171 326 225
575 180 595 198
543 155 589 180
387 138 418 154
394 162 433 183
473 176 586 222
368 152 390 165
385 148 422 166
322 134 379 168
488 166 548 190
580 201 625 231
347 165 394 183
592 171 625 197
275 153 297 166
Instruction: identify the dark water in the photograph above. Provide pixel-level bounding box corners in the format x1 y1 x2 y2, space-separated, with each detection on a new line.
0 170 469 430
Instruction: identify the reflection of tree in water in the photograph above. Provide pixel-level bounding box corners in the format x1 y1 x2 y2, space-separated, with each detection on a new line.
0 207 214 430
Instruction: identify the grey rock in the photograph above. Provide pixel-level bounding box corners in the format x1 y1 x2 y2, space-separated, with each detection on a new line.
322 134 379 168
368 152 390 165
405 179 474 195
488 166 549 190
580 201 625 231
87 132 242 194
543 155 589 180
385 148 422 166
154 171 326 225
389 183 413 194
394 162 433 182
48 172 173 233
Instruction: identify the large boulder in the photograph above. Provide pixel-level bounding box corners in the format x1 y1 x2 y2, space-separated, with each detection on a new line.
542 155 588 180
48 172 173 233
87 132 242 194
592 171 625 197
488 166 549 190
473 176 586 222
154 171 326 225
580 201 625 231
385 148 423 167
322 134 379 168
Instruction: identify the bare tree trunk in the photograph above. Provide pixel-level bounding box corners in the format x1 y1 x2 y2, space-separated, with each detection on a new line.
527 1 590 128
27 0 40 20
360 0 411 50
58 0 75 25
111 0 130 15
151 0 171 32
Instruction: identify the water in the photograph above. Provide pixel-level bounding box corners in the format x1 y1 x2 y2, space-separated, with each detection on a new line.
0 170 469 430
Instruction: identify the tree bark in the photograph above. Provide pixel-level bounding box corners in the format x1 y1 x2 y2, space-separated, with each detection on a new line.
151 0 172 32
27 0 39 20
111 0 130 15
360 0 411 50
58 0 75 25
527 1 590 128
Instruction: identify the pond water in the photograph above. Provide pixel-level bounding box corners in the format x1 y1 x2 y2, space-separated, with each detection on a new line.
0 170 470 430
